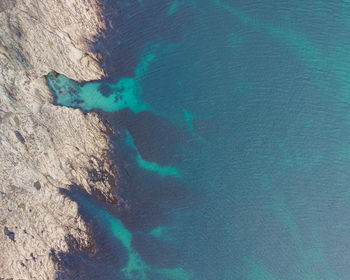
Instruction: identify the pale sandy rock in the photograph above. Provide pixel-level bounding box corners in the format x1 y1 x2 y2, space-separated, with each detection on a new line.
0 0 117 279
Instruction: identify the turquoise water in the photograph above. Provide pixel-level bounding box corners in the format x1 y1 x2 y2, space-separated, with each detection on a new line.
49 1 350 279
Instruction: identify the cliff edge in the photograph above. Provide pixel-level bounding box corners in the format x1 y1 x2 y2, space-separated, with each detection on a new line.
0 0 116 279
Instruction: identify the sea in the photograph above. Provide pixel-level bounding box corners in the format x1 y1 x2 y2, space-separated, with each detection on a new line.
47 1 350 279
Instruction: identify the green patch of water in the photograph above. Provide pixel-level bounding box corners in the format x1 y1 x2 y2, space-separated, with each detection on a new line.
246 258 283 280
184 110 194 132
136 53 156 77
212 0 324 67
149 226 174 242
157 267 193 280
46 50 158 113
137 154 181 177
105 211 192 280
168 1 182 16
125 130 181 178
46 73 148 113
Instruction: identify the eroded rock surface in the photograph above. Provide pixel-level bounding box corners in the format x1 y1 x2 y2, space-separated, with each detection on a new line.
0 0 116 279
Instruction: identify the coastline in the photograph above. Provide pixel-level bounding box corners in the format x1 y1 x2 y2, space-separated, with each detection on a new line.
7 1 350 279
0 0 117 278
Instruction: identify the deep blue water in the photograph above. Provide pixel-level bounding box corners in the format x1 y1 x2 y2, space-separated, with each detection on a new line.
49 1 350 279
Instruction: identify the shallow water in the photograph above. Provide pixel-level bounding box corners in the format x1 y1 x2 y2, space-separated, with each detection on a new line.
48 1 350 279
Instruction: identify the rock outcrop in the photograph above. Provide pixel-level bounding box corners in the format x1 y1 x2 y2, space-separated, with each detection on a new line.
0 0 116 278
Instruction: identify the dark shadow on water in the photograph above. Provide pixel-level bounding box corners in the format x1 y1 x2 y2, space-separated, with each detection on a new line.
99 82 115 97
56 187 128 280
102 109 199 232
192 117 222 142
54 1 198 277
56 253 127 280
102 109 201 269
92 0 193 82
132 233 180 268
55 108 200 274
103 108 191 166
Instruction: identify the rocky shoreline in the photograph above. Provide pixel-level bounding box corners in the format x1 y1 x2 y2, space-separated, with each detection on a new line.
0 0 117 278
